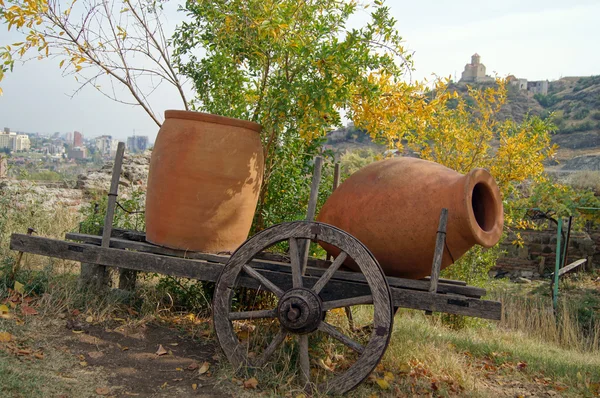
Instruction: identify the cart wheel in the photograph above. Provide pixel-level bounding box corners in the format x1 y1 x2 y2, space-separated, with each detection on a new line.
213 221 393 395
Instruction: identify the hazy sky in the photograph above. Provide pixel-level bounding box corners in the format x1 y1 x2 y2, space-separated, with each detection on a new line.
0 0 599 141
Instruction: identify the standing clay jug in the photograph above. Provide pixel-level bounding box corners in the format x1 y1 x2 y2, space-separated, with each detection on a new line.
316 157 503 279
145 110 264 253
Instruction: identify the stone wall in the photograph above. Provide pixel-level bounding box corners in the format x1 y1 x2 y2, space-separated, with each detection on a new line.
494 228 596 279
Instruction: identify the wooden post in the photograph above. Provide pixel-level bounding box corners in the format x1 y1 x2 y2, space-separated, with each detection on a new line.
80 142 125 290
552 218 563 312
327 162 341 263
299 156 323 273
10 227 35 281
560 216 572 274
429 208 449 294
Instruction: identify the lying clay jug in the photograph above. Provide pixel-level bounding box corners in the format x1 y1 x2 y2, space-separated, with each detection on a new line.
316 157 503 279
145 110 264 253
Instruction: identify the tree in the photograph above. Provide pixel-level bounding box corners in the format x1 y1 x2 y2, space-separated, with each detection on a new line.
172 0 412 229
0 0 187 126
351 76 557 198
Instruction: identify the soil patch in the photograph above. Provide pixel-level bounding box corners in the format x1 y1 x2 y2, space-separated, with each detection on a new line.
61 320 231 397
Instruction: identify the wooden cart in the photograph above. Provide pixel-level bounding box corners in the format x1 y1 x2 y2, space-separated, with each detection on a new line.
9 143 501 394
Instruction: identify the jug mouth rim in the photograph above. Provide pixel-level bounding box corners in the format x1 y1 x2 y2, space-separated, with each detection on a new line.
464 168 504 247
164 110 263 133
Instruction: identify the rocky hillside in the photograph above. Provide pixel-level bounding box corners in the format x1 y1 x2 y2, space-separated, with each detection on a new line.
0 151 150 212
327 76 600 167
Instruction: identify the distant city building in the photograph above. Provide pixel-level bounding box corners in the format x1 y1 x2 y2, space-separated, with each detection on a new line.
0 128 31 151
127 135 148 153
73 131 83 147
460 53 494 83
65 131 74 144
68 146 87 159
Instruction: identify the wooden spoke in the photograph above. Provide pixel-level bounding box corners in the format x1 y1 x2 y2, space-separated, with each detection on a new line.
298 334 310 387
242 264 284 297
322 295 373 311
289 237 303 288
253 328 288 367
318 321 364 354
311 251 348 294
228 309 277 321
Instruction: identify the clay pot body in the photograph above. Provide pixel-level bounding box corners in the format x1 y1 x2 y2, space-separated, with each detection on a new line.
145 110 264 253
316 157 503 279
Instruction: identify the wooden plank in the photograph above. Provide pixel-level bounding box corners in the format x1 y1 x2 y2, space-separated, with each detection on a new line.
551 259 587 278
421 276 467 286
102 142 125 248
429 208 448 293
64 232 486 297
11 233 500 319
299 156 323 273
390 288 501 320
12 234 223 282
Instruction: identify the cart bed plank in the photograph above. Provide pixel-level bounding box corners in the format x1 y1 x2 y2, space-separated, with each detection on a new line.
65 232 486 298
10 233 501 320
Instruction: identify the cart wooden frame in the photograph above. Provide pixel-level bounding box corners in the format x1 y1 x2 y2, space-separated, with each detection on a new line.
9 144 501 394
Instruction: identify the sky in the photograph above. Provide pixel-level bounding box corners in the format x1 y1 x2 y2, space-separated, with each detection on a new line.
0 0 599 141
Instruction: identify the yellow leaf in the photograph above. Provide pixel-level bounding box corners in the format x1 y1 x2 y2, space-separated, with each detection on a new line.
0 332 12 342
383 371 394 382
191 384 197 390
375 379 390 390
0 87 3 96
243 377 258 389
14 281 24 294
0 304 9 314
85 316 93 323
198 361 210 375
59 59 65 68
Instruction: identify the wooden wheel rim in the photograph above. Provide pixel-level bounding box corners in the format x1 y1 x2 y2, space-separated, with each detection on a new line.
213 221 393 395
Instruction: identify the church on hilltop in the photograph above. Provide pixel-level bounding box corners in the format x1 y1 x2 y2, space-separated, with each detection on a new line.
459 53 494 83
459 53 548 95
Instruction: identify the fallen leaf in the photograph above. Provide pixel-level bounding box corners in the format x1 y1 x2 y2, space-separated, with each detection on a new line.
198 361 210 375
161 382 168 389
169 343 178 346
72 309 81 316
121 346 129 351
0 332 12 342
14 281 25 295
95 387 110 395
124 393 140 396
384 371 395 382
88 351 104 359
85 316 93 323
21 305 38 316
72 330 84 334
317 358 334 372
191 383 198 390
398 363 411 373
0 304 9 314
517 361 527 370
34 352 44 360
375 379 390 390
187 362 199 371
243 377 259 389
156 345 168 356
295 394 307 398
175 367 183 371
80 361 88 367
17 349 32 356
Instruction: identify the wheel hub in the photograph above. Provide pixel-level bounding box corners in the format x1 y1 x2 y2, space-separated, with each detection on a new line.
277 288 322 334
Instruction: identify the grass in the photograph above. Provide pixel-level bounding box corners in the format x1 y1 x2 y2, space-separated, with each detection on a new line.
1 184 600 397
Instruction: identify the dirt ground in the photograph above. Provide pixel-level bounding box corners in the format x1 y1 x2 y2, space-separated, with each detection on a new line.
61 320 231 397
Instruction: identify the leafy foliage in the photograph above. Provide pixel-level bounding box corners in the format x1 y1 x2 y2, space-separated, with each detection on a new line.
172 0 412 229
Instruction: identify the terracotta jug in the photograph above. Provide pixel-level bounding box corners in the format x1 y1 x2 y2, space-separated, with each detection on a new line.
145 110 264 253
316 157 503 279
